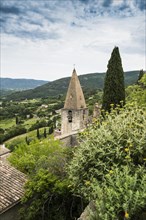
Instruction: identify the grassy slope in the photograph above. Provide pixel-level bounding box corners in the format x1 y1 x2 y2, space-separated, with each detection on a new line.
5 127 49 148
0 118 16 129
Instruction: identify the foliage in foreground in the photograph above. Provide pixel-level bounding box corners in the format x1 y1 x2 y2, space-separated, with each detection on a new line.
9 139 84 220
68 104 146 220
89 166 146 220
20 169 82 220
8 139 66 175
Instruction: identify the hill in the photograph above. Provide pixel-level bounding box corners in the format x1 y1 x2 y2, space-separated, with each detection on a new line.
5 71 139 100
0 78 48 91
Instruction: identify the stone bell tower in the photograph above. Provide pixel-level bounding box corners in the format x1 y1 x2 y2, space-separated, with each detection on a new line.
61 69 88 135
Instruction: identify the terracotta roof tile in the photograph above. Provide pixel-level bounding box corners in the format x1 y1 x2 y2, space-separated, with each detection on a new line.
0 160 26 214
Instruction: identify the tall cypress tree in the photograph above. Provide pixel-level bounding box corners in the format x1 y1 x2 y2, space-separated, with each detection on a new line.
16 115 19 125
44 128 47 138
102 47 125 112
37 128 40 139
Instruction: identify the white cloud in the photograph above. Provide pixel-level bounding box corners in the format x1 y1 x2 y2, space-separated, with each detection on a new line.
1 0 145 80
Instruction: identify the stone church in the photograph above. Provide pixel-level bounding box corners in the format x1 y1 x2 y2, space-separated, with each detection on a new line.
61 68 88 135
56 68 88 146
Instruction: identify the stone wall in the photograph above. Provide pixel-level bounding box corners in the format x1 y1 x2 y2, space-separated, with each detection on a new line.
61 108 88 135
55 131 79 147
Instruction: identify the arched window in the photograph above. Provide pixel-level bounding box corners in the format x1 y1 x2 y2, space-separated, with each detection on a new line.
68 110 72 123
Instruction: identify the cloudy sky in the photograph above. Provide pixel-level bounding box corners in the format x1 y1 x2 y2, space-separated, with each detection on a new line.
1 0 146 81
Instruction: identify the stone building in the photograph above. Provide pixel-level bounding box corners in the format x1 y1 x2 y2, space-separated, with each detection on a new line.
55 69 88 146
61 68 88 135
0 145 26 220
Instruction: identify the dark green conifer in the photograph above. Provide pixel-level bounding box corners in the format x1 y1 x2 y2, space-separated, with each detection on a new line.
102 46 125 112
25 136 29 145
16 115 19 125
44 128 47 138
37 128 40 139
49 126 54 134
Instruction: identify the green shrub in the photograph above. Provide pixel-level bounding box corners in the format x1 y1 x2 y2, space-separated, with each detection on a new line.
89 166 146 220
9 139 83 220
8 138 66 175
140 73 146 86
68 104 146 219
19 169 82 220
126 74 146 107
6 138 25 151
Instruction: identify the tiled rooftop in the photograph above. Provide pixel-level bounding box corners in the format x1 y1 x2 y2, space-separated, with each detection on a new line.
0 160 26 214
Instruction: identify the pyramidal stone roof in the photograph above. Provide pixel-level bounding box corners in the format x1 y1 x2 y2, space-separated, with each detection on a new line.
64 69 86 110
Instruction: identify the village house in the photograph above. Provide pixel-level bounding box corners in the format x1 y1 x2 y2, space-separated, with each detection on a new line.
0 145 26 220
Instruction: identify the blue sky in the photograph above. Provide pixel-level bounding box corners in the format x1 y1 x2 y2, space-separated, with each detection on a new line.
1 0 146 81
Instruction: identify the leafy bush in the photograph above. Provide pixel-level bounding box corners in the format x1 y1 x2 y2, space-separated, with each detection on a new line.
139 73 146 86
9 139 83 220
89 166 146 220
20 169 82 220
68 104 146 219
6 138 26 151
8 139 66 175
126 74 146 107
126 85 146 107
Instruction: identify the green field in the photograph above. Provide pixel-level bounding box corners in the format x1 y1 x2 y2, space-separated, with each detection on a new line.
0 117 39 130
0 118 15 129
23 118 39 129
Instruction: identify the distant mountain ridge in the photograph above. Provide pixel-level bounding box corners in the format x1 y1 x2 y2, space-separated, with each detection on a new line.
0 78 48 90
5 71 139 100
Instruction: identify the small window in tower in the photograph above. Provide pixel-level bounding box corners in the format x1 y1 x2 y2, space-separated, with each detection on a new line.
68 110 72 123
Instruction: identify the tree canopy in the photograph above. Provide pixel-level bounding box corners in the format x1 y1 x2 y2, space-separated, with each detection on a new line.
8 139 84 220
68 104 146 220
102 47 125 111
